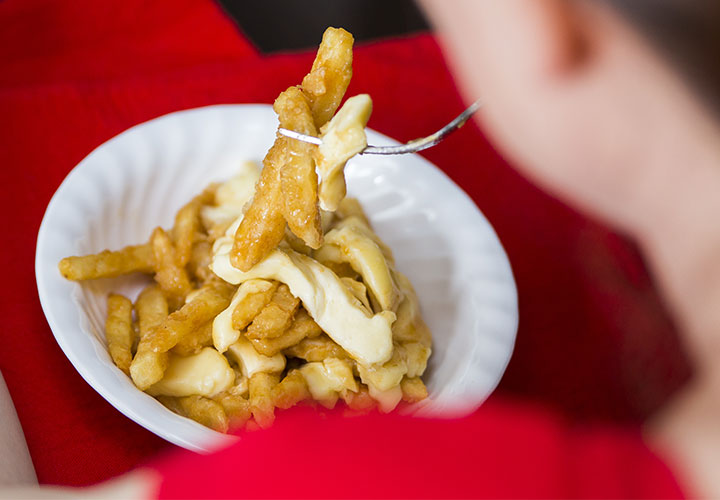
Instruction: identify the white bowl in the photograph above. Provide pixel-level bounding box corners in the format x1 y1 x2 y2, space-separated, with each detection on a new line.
35 104 518 452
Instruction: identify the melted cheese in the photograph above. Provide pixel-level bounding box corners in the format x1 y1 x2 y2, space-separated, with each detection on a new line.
146 347 234 397
315 215 399 311
225 337 285 378
315 94 372 211
300 358 358 408
211 239 395 366
357 342 431 392
368 384 403 413
212 279 276 353
200 161 260 230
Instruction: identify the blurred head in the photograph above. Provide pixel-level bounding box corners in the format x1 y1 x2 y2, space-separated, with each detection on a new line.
419 0 720 235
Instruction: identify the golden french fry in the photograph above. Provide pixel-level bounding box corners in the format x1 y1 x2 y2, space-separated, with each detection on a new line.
58 243 153 281
213 391 251 430
135 284 169 335
157 395 183 415
246 284 300 340
144 282 234 353
171 321 213 356
273 370 310 410
284 334 349 362
171 202 200 267
231 281 278 331
400 377 428 403
229 146 287 272
301 27 354 128
165 395 229 433
249 372 280 429
172 187 216 266
248 308 321 356
188 238 214 283
105 293 133 374
131 284 170 390
150 227 192 303
275 87 323 249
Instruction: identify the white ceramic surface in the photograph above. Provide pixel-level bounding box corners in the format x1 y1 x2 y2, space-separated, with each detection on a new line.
35 104 518 452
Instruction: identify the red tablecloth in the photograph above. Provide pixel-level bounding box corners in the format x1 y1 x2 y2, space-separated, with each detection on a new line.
0 0 690 491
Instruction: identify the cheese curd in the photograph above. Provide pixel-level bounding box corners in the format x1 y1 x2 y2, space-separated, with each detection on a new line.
225 337 286 379
315 94 373 211
212 279 276 353
147 347 234 398
200 161 260 231
300 357 357 408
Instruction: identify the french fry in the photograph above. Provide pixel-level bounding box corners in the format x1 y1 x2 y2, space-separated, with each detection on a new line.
187 238 214 283
231 281 278 331
249 372 280 429
130 284 170 390
143 282 234 353
273 370 310 410
301 27 354 128
248 308 321 356
246 284 300 340
150 227 192 303
173 395 229 433
284 334 349 362
275 87 323 249
213 391 251 429
229 147 287 272
400 377 428 403
171 202 200 267
230 28 353 271
58 243 153 280
172 186 216 266
105 293 134 375
171 321 213 356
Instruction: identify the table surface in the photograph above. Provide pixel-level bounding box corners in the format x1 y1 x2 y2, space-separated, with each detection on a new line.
0 0 690 487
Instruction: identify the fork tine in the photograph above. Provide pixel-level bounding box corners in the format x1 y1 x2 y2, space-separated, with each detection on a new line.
362 100 481 155
277 100 481 155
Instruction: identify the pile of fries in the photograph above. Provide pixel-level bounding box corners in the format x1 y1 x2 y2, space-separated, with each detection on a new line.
59 27 432 433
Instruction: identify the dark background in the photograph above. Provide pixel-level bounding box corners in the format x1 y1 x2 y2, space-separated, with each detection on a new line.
217 0 720 114
218 0 428 53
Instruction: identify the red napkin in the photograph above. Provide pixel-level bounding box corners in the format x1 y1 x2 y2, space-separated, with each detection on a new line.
0 0 690 492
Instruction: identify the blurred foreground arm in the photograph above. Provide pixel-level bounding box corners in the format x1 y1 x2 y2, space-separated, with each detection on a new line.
0 371 154 498
0 373 36 487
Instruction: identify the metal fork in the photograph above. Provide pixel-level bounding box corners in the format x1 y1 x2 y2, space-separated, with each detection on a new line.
278 100 481 155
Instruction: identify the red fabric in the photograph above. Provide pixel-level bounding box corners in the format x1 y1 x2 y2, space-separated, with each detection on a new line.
0 0 690 495
151 402 684 499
